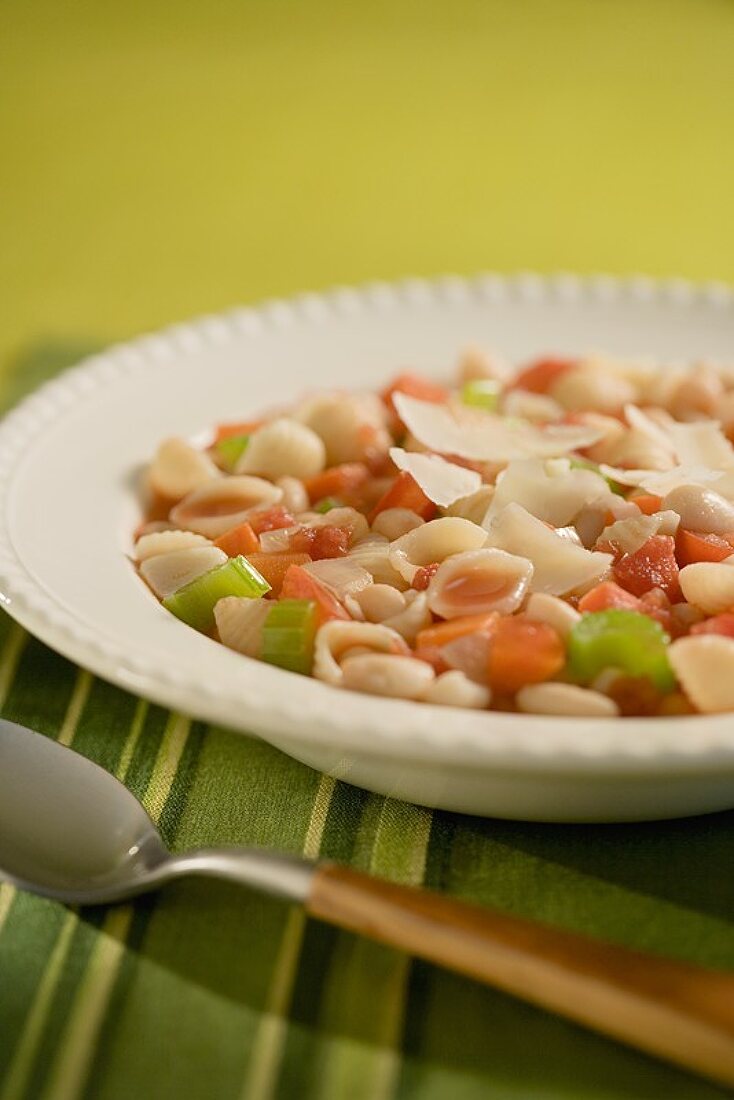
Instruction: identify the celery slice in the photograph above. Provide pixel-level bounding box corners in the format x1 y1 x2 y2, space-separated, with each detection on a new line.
163 555 270 632
314 497 342 514
567 609 675 691
261 599 318 675
568 456 624 495
215 434 250 471
461 379 500 412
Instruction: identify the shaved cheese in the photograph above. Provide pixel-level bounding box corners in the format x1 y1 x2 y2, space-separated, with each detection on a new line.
599 464 727 497
598 511 679 555
483 458 615 528
389 447 481 507
624 405 675 454
393 393 604 464
624 404 734 471
485 503 612 596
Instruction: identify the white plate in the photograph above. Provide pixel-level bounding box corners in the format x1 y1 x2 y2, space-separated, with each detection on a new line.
2 274 734 823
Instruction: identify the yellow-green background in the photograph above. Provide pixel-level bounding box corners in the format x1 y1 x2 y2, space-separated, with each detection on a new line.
2 0 734 370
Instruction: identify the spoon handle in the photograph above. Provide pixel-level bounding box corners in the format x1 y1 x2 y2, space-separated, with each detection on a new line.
307 863 734 1088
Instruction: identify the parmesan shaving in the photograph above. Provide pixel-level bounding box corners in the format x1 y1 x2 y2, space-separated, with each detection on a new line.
483 458 615 528
389 448 481 507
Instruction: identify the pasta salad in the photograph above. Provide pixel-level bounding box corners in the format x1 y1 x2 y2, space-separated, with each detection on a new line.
134 349 734 717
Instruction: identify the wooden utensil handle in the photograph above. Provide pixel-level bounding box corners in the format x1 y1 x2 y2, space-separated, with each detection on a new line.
307 863 734 1088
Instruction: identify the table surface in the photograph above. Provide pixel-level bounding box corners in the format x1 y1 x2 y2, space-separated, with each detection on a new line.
2 3 734 1099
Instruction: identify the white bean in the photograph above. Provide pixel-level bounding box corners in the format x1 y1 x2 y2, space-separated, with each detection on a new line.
679 562 734 615
668 635 734 713
237 418 326 479
524 593 581 638
662 484 734 535
341 654 435 700
354 584 407 623
549 366 636 414
134 530 211 562
516 683 619 717
276 476 309 513
149 438 220 500
372 508 425 541
423 671 490 709
382 592 432 645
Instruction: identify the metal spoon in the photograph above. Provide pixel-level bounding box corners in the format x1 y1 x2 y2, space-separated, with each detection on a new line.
2 716 734 1088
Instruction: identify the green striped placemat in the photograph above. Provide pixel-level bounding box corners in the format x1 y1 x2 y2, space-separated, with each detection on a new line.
0 345 733 1100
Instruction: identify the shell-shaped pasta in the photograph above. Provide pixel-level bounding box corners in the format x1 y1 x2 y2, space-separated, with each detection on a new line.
295 393 391 465
524 593 581 638
313 621 409 686
237 418 326 479
348 535 410 589
382 592 432 645
548 365 637 414
423 670 491 709
662 484 734 535
678 562 734 615
485 503 612 596
353 584 407 623
389 517 488 584
214 596 270 656
170 476 283 537
668 365 723 422
458 345 511 384
426 549 533 619
668 635 734 713
340 654 435 700
134 530 211 562
149 437 220 500
516 683 619 717
444 486 495 525
371 508 425 541
140 546 227 599
276 476 309 514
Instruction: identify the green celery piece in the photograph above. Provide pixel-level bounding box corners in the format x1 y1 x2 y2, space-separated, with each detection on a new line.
163 555 270 632
261 599 318 675
215 433 250 471
568 456 624 495
314 496 342 514
567 609 675 692
461 379 500 412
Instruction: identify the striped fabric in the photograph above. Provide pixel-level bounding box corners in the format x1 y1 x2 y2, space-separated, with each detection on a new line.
1 348 733 1100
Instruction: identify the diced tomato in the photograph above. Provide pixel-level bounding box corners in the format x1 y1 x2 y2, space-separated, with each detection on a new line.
613 535 682 601
416 613 499 652
289 525 352 559
303 463 369 505
607 675 661 717
214 419 264 443
676 529 734 567
630 494 663 516
381 372 449 418
248 506 296 535
508 357 576 395
369 471 437 523
245 552 311 595
280 564 350 626
691 612 734 638
638 587 676 636
214 521 259 557
413 563 440 591
578 581 641 614
486 616 565 694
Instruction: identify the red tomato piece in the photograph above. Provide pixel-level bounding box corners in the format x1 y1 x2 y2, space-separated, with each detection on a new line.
303 463 370 505
248 506 296 535
413 563 440 591
630 494 663 516
690 613 734 638
638 587 677 636
578 581 641 614
613 535 682 601
381 372 449 417
289 525 352 559
508 357 576 395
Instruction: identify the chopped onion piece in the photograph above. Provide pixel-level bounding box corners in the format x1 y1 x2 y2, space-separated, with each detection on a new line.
302 558 373 601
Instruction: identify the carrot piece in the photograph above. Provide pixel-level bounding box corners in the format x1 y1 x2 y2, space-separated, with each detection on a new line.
369 471 437 523
245 553 312 596
381 372 449 416
691 612 734 638
280 564 350 626
303 463 370 505
630 494 663 516
486 616 565 694
578 582 641 614
508 357 576 394
416 613 499 652
676 528 734 567
214 521 259 557
214 419 265 443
